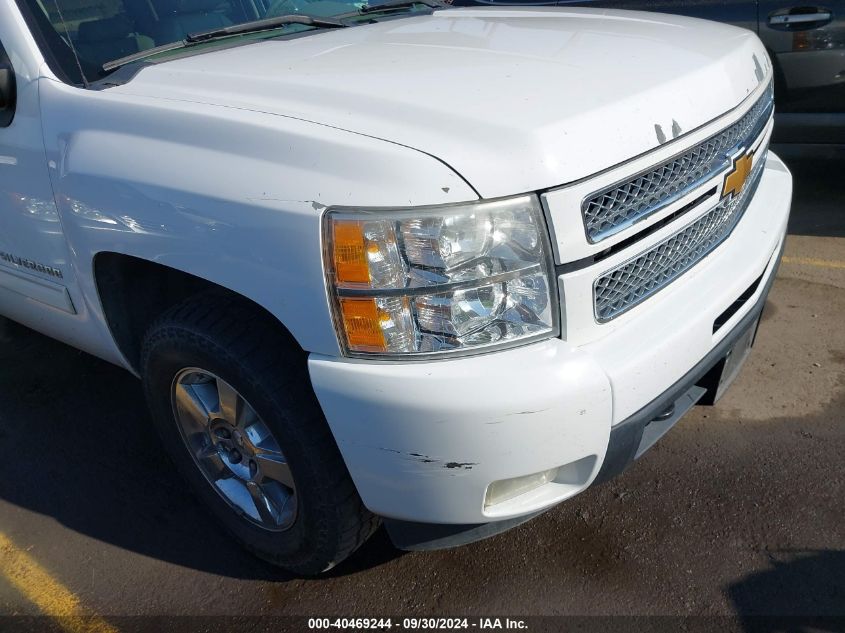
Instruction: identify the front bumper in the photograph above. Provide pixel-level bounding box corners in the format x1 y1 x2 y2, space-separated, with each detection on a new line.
591 257 775 486
384 274 775 551
308 153 792 540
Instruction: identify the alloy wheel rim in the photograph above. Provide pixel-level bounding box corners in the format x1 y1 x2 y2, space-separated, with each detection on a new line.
171 368 297 531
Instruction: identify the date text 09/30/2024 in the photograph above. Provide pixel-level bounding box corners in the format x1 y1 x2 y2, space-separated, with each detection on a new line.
308 618 528 630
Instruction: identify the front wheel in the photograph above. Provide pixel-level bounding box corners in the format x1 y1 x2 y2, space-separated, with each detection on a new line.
140 293 378 575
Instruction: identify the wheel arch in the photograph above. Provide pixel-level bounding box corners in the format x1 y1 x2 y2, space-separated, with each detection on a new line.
93 252 304 374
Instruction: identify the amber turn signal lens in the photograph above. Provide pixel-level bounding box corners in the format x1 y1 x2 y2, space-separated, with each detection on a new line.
339 297 387 351
332 220 370 284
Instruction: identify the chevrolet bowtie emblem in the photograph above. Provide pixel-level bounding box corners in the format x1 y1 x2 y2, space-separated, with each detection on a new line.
722 151 754 199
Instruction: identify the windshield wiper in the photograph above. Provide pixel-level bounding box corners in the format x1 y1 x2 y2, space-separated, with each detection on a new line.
360 0 449 13
103 40 187 72
186 14 347 43
102 14 346 73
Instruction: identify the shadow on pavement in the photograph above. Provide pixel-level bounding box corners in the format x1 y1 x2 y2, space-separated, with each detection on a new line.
727 550 845 632
0 318 401 581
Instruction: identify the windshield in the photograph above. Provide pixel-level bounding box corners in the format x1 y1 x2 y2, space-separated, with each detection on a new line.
21 0 441 82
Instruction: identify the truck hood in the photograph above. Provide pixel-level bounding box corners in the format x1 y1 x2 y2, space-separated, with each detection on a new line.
114 7 772 199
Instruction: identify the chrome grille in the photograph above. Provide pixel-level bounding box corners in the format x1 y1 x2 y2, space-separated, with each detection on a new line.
593 151 767 323
582 82 773 243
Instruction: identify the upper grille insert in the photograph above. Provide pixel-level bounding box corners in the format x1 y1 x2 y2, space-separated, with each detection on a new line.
582 83 773 244
593 151 767 323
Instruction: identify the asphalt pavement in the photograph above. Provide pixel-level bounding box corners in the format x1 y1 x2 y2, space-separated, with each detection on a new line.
0 145 842 632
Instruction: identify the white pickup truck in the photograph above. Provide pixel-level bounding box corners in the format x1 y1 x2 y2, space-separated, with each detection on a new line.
1 0 791 574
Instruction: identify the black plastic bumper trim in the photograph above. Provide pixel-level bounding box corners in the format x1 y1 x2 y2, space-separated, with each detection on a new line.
384 511 544 552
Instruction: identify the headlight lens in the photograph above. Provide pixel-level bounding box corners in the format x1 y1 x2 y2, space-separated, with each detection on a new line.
324 195 557 358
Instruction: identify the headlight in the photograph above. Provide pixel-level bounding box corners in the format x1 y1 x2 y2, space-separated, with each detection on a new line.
323 195 558 358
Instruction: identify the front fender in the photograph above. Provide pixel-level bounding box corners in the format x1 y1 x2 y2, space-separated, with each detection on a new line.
38 76 478 358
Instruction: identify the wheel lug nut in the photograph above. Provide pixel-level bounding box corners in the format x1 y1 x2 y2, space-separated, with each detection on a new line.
229 449 242 464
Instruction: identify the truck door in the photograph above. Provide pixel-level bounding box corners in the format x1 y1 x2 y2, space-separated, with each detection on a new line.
0 34 77 316
758 1 845 141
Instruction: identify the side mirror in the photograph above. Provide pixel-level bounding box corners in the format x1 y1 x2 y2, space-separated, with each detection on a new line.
0 62 16 128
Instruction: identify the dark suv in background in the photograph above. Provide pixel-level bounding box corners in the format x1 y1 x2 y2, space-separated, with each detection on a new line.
451 0 845 144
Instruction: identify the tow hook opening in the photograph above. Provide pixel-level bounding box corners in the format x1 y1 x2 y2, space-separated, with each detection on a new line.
652 404 676 422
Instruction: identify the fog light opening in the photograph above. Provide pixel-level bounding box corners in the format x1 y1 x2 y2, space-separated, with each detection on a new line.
483 455 599 511
484 468 559 509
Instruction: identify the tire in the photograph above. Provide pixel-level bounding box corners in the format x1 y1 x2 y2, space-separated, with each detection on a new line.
140 292 379 575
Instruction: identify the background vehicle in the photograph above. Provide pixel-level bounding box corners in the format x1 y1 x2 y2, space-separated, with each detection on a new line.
450 0 845 144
